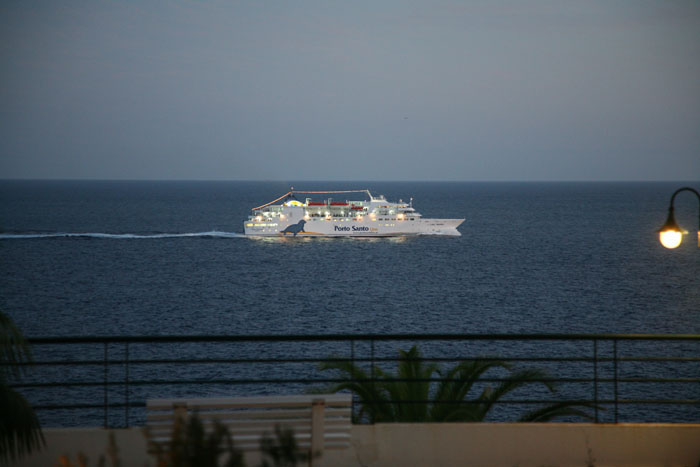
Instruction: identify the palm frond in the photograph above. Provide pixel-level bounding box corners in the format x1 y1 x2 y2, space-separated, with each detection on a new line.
518 401 600 422
1 311 43 465
0 383 45 465
474 367 554 421
0 312 32 379
319 358 393 423
388 346 437 422
430 359 510 422
319 346 594 425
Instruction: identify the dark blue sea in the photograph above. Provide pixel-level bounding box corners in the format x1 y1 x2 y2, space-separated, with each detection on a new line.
2 180 699 336
1 180 699 425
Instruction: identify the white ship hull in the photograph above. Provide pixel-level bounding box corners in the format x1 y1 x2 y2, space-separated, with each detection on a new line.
245 217 463 237
243 189 464 237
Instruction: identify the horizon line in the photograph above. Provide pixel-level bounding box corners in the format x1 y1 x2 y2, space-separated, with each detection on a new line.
2 178 699 184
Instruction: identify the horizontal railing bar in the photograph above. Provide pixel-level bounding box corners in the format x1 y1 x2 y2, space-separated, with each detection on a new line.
617 357 700 362
17 357 606 365
26 333 700 344
615 400 700 405
33 402 147 410
614 378 700 383
16 333 699 427
32 399 700 411
12 377 700 389
15 355 700 367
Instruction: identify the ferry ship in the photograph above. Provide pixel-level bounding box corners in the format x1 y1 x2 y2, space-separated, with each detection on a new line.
244 189 464 237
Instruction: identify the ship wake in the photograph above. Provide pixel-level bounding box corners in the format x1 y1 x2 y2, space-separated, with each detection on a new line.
0 231 246 240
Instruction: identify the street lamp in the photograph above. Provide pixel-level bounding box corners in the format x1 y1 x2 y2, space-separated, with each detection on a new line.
658 187 700 249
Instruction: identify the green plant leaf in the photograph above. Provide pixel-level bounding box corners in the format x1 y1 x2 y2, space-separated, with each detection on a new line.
0 381 45 466
318 345 596 424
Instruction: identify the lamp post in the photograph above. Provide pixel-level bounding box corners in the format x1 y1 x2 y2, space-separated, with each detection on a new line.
658 187 700 249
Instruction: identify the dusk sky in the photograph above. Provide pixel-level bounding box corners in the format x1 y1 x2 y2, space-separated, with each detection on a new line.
2 1 699 181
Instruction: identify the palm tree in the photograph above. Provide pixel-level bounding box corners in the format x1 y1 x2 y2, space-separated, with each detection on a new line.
0 311 44 465
319 346 595 423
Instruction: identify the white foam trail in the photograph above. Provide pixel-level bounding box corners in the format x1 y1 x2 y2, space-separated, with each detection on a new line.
0 231 246 239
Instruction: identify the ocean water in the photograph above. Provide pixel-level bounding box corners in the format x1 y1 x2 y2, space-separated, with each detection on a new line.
1 180 699 425
2 180 698 337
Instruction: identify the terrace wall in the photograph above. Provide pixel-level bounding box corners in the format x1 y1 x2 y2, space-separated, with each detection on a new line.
18 423 700 467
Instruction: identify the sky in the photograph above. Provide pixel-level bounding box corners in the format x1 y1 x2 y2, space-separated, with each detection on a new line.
1 0 699 181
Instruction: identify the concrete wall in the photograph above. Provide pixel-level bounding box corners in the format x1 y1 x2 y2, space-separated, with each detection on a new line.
349 423 700 467
18 423 700 467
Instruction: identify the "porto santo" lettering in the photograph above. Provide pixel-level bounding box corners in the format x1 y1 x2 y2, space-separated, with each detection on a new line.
334 226 370 232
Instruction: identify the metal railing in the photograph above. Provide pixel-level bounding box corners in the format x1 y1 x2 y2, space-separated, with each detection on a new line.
11 334 700 427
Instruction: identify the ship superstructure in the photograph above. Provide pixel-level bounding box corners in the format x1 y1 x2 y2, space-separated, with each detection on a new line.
244 189 463 237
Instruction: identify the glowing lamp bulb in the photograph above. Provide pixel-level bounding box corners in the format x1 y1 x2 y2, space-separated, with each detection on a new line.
657 187 700 250
657 206 687 249
659 230 682 249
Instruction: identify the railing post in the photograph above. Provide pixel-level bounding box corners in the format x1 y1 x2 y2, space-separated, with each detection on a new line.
370 338 375 381
350 339 355 420
613 338 618 423
104 342 108 428
125 342 130 428
593 339 598 423
370 338 375 423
